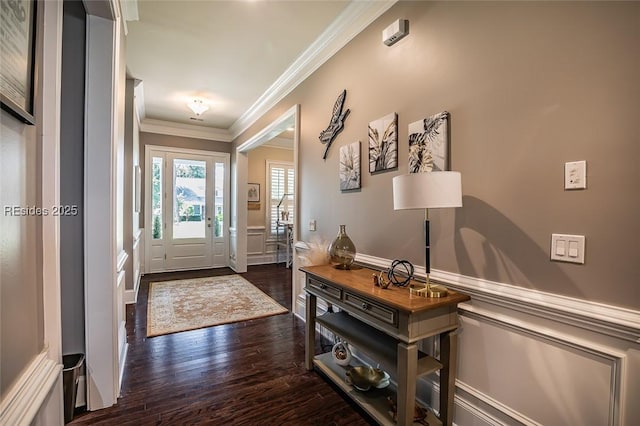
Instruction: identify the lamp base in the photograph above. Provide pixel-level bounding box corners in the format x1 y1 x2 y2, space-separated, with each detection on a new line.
425 285 448 298
408 283 449 298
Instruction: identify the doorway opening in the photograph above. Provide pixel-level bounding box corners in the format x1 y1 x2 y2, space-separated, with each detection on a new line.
145 146 230 272
232 105 300 308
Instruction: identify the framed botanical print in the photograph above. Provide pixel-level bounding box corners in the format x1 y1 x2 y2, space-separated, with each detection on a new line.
368 112 398 173
408 111 450 173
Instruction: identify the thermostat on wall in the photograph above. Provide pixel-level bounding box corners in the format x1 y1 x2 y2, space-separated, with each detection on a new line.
383 19 408 46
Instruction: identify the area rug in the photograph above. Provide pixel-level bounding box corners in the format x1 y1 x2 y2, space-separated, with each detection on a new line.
147 275 288 337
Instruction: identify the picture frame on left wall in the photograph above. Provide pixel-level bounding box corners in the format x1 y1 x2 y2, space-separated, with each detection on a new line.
248 183 260 202
0 0 37 124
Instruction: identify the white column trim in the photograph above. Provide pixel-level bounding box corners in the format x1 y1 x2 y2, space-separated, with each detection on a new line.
39 0 64 366
84 11 119 410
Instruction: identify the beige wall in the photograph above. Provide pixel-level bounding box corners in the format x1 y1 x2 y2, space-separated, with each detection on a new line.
234 1 640 309
247 146 294 227
139 131 232 228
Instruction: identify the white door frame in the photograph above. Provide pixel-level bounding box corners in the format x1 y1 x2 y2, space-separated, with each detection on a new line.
233 104 300 292
144 145 231 273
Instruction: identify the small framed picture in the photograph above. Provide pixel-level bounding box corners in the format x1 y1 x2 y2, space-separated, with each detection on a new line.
247 183 260 202
340 141 361 191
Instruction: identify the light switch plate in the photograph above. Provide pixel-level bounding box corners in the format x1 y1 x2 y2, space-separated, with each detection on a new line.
551 233 585 264
565 160 587 190
308 220 317 231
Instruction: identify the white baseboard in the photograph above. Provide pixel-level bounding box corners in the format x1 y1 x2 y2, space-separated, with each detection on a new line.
76 375 86 407
247 253 277 265
118 339 128 393
124 273 140 305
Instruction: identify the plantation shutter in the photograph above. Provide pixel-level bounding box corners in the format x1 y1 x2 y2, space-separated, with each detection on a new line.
267 161 294 237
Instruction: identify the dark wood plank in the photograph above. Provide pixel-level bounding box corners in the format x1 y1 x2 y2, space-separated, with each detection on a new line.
70 264 373 425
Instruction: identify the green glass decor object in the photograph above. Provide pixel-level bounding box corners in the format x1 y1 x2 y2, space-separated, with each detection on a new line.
329 225 356 269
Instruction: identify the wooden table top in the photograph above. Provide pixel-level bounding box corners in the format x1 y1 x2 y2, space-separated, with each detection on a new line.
301 264 470 314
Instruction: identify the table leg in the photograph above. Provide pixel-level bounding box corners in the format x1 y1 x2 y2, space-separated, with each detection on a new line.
304 293 317 370
439 329 458 426
397 342 418 426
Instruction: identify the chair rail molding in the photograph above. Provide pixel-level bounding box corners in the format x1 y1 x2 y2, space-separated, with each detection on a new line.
354 252 640 343
0 350 62 425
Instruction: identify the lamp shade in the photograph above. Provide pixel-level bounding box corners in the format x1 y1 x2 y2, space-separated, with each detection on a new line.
393 171 462 210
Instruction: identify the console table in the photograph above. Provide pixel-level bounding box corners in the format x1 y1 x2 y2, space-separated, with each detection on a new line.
302 264 469 426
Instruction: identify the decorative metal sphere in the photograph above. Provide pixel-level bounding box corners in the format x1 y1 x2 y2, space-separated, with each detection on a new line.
387 259 414 287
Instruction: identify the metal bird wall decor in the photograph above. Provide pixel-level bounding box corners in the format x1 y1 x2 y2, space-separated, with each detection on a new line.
319 89 350 160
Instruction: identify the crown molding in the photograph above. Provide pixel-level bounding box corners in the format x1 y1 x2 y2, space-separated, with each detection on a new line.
139 118 233 142
229 0 397 139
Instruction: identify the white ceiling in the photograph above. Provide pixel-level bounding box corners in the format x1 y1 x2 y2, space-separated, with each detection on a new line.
126 1 351 131
125 1 396 140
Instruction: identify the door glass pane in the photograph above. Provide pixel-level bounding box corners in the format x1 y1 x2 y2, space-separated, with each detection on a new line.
173 158 206 239
152 157 163 239
214 162 224 238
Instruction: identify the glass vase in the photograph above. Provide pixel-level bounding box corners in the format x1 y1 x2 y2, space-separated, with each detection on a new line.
328 225 356 269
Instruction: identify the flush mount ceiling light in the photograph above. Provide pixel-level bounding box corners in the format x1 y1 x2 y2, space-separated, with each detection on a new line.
187 98 209 116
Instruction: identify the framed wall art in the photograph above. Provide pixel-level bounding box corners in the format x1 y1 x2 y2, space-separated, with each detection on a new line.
0 0 37 125
247 183 260 202
339 141 361 191
408 111 450 173
368 112 397 174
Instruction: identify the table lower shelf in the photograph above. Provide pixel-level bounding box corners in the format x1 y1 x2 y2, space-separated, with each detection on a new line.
313 352 441 426
316 311 443 379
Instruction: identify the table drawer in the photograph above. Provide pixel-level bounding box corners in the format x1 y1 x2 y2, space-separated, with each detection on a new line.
308 277 342 301
343 292 398 327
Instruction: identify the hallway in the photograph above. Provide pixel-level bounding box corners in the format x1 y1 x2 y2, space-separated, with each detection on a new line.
70 265 371 425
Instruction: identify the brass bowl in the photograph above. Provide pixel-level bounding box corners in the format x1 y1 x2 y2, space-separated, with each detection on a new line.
345 366 389 391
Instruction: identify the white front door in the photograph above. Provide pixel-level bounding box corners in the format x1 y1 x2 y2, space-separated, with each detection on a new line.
147 148 229 272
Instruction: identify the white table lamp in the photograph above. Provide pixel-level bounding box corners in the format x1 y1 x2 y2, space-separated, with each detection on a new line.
392 171 462 297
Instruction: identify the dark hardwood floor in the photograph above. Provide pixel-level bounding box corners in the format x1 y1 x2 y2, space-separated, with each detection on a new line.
71 264 371 425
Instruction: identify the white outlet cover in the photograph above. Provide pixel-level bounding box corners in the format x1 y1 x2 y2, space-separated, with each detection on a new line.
565 160 587 190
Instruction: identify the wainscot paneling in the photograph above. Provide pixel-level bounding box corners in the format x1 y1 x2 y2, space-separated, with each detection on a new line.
293 245 640 426
116 252 128 391
247 226 279 265
0 350 63 425
126 229 143 304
